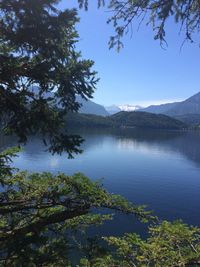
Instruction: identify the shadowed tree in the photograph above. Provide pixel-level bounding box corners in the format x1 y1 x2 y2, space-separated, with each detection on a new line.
0 0 98 156
0 1 151 265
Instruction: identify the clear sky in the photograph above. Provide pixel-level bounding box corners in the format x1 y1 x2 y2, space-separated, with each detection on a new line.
59 1 200 107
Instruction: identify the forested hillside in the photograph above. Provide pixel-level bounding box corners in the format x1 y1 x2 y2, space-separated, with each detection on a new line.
66 111 187 130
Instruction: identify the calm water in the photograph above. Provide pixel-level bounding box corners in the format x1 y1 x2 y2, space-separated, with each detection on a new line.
1 128 200 236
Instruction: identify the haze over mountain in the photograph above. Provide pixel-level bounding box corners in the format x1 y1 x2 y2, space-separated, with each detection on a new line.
31 87 200 124
165 92 200 116
105 105 121 115
139 92 200 117
139 102 179 114
31 87 109 117
76 96 109 116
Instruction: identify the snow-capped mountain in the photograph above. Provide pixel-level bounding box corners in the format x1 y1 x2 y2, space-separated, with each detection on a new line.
118 104 142 112
105 104 142 114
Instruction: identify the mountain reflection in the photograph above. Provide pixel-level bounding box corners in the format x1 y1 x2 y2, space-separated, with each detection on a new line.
1 128 200 168
80 129 200 168
110 129 200 167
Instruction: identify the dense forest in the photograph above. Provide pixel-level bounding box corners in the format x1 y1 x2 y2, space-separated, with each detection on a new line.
66 111 187 130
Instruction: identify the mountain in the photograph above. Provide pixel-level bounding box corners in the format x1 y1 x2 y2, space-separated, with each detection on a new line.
76 96 109 116
66 113 113 128
118 104 142 112
174 114 200 126
105 105 121 115
105 104 142 114
30 87 109 116
139 102 179 114
111 111 186 130
66 111 187 130
139 92 200 117
165 92 200 116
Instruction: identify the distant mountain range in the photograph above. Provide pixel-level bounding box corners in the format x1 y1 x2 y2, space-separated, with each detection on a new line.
77 92 200 125
76 96 109 116
105 105 121 115
139 92 200 125
140 92 200 116
139 102 179 114
30 87 200 125
30 87 109 117
165 92 200 116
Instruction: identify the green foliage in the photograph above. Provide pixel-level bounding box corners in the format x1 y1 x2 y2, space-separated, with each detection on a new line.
1 164 198 266
0 171 151 265
66 111 187 130
79 0 200 50
0 0 98 157
0 146 21 181
0 1 152 266
80 221 200 266
111 111 187 129
66 113 115 128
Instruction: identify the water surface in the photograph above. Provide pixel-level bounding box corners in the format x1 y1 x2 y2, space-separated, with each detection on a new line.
1 128 200 235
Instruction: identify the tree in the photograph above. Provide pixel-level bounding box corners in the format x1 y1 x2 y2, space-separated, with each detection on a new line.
80 221 200 266
78 0 200 49
0 0 98 157
0 1 200 266
0 171 150 266
0 1 151 265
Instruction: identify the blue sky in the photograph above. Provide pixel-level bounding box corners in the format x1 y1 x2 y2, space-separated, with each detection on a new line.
59 1 200 107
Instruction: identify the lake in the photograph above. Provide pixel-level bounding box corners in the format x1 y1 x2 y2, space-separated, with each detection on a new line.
1 128 200 236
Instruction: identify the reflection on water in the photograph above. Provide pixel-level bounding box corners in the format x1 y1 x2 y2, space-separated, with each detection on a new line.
4 128 200 167
115 130 200 167
0 128 200 233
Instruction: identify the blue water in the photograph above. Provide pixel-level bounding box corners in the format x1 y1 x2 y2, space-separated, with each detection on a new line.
1 128 200 235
